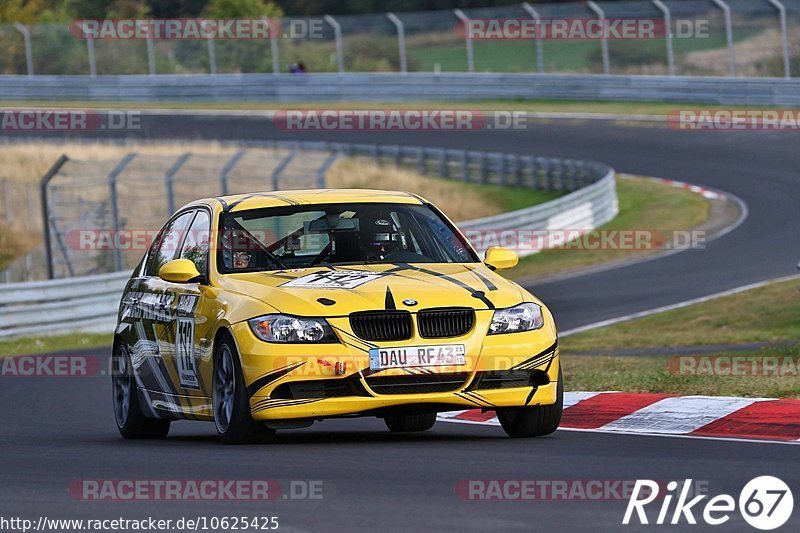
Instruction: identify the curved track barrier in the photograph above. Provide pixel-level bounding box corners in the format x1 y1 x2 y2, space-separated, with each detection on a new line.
3 73 800 105
0 142 616 338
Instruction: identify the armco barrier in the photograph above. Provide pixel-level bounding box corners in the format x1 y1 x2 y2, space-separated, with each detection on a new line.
3 73 800 106
0 145 617 339
460 168 617 257
0 271 128 338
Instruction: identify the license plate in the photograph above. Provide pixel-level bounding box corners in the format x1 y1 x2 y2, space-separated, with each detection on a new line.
369 344 466 370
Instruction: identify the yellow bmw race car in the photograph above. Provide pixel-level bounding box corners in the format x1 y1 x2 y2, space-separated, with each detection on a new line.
112 189 562 444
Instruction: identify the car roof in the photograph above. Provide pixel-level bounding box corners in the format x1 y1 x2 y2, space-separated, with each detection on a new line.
206 189 426 213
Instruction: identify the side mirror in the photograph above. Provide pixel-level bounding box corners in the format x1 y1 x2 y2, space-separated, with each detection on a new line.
158 259 202 283
484 246 519 270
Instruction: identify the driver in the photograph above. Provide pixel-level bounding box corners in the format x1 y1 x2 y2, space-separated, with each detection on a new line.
357 210 404 260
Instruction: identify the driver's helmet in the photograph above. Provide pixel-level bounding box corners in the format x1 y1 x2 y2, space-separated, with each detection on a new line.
358 210 402 256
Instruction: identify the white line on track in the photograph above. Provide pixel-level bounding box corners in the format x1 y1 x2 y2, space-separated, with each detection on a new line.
560 273 800 337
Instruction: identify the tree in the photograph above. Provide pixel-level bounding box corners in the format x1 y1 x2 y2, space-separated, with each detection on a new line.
0 0 44 23
202 0 282 18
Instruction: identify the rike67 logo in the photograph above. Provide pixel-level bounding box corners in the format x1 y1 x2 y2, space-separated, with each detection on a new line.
624 477 793 530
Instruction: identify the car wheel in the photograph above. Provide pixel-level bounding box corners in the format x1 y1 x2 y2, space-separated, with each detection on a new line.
497 367 563 438
384 412 437 432
213 333 276 445
112 344 170 439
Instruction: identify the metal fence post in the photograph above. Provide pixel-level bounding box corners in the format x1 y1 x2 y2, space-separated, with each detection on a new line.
479 153 488 183
165 153 192 215
587 1 610 75
220 149 247 196
82 24 97 77
652 0 675 76
2 179 10 282
316 152 339 188
387 13 408 74
324 15 344 73
25 183 36 280
146 32 156 75
39 155 70 280
521 3 544 73
271 149 297 190
269 18 280 74
204 21 217 74
769 0 791 78
107 153 136 272
453 9 475 73
712 0 736 77
13 23 34 76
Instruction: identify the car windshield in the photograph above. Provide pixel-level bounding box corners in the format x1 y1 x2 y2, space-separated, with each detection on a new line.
217 202 477 273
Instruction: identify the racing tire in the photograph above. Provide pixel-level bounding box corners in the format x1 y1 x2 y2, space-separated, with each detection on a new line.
112 343 171 439
213 333 276 445
384 412 437 432
497 368 563 438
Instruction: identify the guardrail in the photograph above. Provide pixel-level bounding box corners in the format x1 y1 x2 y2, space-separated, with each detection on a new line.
460 168 617 257
0 271 127 337
1 143 617 338
4 73 800 105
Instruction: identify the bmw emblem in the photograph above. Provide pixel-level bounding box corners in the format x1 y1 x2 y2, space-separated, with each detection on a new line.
402 299 418 307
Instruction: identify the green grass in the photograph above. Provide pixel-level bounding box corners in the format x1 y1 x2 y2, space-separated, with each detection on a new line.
508 175 710 281
0 332 112 357
464 181 562 213
411 40 597 73
561 277 800 398
564 278 800 353
410 31 757 73
564 349 800 399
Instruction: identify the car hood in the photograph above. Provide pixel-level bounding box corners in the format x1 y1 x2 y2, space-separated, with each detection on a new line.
218 263 528 317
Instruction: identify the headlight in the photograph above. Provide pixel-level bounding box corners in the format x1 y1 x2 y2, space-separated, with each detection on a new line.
248 315 337 343
488 303 544 335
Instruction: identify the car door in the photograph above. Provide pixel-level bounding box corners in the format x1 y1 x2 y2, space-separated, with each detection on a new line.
169 208 215 402
130 209 196 416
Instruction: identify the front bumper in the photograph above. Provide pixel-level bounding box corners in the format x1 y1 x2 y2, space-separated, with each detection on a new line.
231 314 559 421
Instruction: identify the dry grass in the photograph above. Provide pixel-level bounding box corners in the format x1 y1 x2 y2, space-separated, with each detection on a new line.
0 220 40 270
0 142 238 184
328 158 507 222
683 28 783 77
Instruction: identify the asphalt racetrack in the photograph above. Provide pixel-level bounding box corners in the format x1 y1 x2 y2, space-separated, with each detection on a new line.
1 114 798 531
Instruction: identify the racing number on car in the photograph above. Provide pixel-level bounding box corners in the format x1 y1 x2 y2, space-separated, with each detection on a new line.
176 316 200 390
